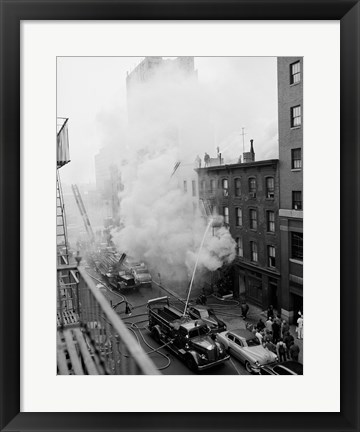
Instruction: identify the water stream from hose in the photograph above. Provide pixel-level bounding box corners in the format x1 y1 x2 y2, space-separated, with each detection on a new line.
183 219 213 316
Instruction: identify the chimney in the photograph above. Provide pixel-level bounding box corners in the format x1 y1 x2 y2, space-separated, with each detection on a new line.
243 139 255 163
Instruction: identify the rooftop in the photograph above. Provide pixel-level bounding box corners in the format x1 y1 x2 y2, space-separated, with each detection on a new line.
195 158 279 173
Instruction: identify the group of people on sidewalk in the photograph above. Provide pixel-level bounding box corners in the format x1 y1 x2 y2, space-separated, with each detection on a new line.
247 305 302 363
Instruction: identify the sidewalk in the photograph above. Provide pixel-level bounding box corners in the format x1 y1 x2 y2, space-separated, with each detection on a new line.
221 301 303 364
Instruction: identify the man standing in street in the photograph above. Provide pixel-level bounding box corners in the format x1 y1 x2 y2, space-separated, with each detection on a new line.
290 341 300 361
255 329 263 345
297 314 304 339
241 301 250 320
257 318 265 332
281 319 290 338
265 317 273 333
284 331 294 359
276 338 287 363
267 305 274 320
272 318 281 344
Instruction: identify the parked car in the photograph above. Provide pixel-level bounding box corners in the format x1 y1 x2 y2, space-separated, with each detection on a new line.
187 305 227 333
124 259 152 285
131 266 152 285
259 360 303 375
216 328 278 373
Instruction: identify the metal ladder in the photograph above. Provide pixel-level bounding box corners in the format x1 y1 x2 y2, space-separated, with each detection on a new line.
57 169 69 265
71 184 95 243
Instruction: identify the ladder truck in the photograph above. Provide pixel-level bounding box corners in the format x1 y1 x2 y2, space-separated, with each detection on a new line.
71 184 95 244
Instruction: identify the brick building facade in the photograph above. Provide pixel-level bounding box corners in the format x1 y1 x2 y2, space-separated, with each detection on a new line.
197 155 280 310
278 57 303 323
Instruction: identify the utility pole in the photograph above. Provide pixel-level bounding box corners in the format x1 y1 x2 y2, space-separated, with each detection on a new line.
240 127 247 154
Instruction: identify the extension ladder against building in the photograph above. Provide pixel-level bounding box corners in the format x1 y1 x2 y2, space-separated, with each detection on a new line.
71 184 95 243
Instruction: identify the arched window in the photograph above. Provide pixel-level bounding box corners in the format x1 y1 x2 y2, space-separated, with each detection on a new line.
250 242 258 262
268 246 276 268
249 209 257 230
266 177 275 199
234 178 241 197
223 206 229 224
248 177 257 197
236 237 243 257
222 178 229 197
235 208 242 226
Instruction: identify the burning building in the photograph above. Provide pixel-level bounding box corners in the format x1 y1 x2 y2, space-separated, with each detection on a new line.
197 141 281 309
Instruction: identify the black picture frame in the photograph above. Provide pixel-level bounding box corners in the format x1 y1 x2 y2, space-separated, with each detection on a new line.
1 1 359 431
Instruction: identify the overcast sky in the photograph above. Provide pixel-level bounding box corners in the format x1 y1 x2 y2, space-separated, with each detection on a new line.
57 57 278 185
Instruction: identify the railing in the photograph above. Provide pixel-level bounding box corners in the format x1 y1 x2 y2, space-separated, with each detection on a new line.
57 264 159 375
57 264 80 326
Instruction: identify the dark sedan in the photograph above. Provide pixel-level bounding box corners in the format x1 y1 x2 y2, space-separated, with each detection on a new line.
259 360 303 375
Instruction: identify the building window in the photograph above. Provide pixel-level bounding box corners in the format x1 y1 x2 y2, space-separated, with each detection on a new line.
248 177 257 197
292 191 302 210
291 232 303 260
209 179 216 193
290 61 301 84
234 178 241 197
200 180 206 192
192 180 196 197
207 203 214 215
249 209 257 230
250 241 258 262
236 237 243 257
222 178 229 197
223 206 229 224
235 208 242 226
268 246 276 268
291 105 302 127
291 148 302 169
183 180 187 193
266 177 275 199
267 211 275 233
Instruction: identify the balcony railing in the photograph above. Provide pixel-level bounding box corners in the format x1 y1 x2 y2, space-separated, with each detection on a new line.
57 264 159 375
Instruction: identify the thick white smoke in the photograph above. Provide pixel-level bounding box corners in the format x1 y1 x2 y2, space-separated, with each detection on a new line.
111 58 236 284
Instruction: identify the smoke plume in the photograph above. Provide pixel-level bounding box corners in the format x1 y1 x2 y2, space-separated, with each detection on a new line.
110 58 236 285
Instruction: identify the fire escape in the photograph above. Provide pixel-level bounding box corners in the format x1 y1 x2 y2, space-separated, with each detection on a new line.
56 118 159 375
57 118 70 265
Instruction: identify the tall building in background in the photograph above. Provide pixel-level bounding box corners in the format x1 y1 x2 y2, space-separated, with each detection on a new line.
94 147 124 226
173 161 201 215
126 56 197 124
95 146 114 193
277 57 303 323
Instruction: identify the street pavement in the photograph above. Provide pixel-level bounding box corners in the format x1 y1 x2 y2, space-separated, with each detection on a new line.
85 264 302 373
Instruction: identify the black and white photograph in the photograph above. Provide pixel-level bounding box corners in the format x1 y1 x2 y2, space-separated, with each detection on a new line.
56 56 303 376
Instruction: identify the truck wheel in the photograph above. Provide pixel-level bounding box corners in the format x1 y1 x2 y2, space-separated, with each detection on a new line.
245 361 253 374
151 327 160 343
186 355 198 372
